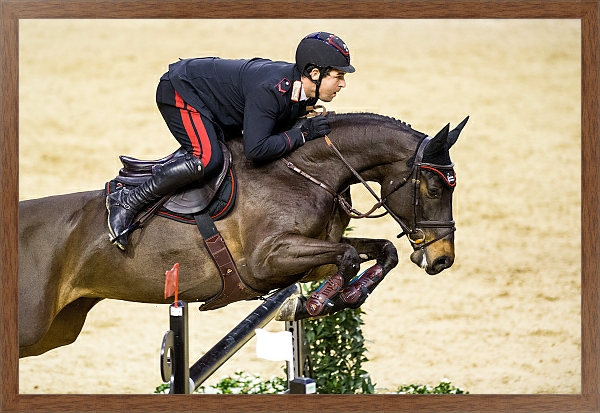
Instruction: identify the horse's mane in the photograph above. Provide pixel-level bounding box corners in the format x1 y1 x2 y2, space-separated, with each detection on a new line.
327 112 427 140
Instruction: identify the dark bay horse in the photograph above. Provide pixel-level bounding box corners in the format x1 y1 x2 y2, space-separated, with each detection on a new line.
19 112 467 358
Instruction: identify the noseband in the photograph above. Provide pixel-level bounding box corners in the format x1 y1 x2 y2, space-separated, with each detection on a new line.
282 135 456 251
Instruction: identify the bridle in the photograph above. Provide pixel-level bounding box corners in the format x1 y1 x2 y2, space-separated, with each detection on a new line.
398 136 456 249
281 133 456 251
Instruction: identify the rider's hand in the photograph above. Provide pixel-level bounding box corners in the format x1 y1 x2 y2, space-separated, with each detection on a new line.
300 116 331 141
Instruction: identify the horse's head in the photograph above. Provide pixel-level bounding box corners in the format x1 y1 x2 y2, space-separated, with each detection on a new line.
381 116 468 275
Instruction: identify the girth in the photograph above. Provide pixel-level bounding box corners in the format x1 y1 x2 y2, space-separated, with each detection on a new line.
193 213 265 311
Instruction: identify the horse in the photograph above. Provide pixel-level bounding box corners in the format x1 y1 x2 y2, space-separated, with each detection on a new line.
18 112 467 358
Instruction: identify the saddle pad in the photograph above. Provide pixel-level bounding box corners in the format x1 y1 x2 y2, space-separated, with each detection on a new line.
105 167 237 224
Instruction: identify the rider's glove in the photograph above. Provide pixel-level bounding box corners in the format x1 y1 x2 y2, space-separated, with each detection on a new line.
300 116 331 141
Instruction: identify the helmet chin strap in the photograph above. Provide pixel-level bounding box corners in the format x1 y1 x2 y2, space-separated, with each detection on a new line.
311 68 326 101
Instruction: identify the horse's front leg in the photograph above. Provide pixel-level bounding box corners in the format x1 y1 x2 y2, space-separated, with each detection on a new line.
335 237 398 307
276 237 398 321
255 234 362 317
342 237 399 272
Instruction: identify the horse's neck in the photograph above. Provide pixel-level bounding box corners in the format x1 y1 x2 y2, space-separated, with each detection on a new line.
291 119 420 190
226 115 421 191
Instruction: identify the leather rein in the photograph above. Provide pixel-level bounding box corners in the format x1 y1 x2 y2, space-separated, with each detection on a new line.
281 130 456 251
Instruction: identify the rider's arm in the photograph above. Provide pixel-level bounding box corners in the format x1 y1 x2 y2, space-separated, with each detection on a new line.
242 87 304 162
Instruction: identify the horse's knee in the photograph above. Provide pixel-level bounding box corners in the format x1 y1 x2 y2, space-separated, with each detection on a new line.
338 244 361 284
381 241 399 272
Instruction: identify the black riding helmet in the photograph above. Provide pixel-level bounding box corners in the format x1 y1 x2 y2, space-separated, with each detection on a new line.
295 32 355 99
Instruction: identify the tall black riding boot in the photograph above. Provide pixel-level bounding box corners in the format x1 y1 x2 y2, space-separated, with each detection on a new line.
106 154 204 250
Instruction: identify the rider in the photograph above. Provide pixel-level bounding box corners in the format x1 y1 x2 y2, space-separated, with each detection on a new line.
106 31 355 250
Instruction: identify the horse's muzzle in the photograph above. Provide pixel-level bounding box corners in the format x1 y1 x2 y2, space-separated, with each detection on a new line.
410 250 454 275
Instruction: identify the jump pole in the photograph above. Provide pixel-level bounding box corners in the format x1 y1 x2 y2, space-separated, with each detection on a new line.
161 282 303 393
189 283 300 389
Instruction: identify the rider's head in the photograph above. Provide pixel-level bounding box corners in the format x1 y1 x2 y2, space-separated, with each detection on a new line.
295 32 355 101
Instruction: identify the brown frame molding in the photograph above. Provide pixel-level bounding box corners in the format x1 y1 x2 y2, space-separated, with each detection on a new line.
1 1 598 412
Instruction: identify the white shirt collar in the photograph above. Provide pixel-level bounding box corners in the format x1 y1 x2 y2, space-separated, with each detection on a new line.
300 85 308 101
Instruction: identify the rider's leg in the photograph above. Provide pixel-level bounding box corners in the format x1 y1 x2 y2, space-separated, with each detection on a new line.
156 81 224 176
107 84 222 250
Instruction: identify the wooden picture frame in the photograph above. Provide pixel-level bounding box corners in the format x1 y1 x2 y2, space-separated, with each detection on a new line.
1 1 598 412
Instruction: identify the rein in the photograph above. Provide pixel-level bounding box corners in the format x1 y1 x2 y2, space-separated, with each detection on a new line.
282 128 456 251
281 158 385 219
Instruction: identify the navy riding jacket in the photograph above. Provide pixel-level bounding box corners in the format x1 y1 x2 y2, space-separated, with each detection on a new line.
160 57 317 162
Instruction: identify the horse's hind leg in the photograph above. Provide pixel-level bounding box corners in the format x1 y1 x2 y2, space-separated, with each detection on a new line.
276 238 398 321
19 297 102 358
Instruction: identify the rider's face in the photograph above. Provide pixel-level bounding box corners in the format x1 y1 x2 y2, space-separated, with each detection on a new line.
315 69 347 102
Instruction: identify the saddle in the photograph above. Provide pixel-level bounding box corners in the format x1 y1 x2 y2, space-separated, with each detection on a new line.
105 142 264 311
116 142 233 217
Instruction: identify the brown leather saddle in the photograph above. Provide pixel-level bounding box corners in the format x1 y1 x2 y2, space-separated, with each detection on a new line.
106 141 264 311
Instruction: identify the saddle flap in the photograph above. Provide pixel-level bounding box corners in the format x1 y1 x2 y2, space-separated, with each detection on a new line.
163 142 232 214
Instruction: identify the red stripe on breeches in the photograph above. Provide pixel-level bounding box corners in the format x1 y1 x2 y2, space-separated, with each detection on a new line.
175 91 212 166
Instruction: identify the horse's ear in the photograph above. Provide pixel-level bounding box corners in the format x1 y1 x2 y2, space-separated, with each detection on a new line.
424 123 450 159
448 116 469 149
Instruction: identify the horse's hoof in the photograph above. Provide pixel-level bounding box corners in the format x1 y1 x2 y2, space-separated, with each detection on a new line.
275 293 305 321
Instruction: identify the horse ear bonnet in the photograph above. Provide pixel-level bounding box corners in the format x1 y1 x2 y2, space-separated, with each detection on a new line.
408 117 468 167
447 116 469 149
420 123 451 165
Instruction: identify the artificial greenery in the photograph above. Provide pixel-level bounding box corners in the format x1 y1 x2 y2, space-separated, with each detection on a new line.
395 378 469 394
301 281 375 394
154 371 286 394
154 375 468 395
197 371 287 394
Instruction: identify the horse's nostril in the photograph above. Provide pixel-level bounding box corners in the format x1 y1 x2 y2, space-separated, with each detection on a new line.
432 256 453 270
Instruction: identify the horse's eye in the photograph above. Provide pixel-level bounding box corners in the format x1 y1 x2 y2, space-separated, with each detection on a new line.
427 188 441 199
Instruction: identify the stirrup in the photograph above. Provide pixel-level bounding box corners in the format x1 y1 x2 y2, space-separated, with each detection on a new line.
106 192 138 250
108 221 140 246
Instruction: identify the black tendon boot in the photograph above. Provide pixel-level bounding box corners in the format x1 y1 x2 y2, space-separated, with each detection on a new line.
106 154 204 250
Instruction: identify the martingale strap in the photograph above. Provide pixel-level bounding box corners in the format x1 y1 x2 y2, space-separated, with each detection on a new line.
194 212 265 311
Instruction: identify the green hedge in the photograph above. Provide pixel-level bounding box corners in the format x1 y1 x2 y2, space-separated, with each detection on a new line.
302 282 374 394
